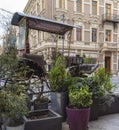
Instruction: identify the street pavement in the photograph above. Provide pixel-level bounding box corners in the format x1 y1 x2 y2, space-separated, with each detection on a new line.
62 75 119 130
62 113 119 130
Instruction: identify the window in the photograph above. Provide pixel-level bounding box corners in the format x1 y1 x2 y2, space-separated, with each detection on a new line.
76 28 82 41
92 28 97 42
118 55 119 71
59 0 65 9
76 0 82 12
92 1 97 15
42 0 45 9
105 30 111 42
37 3 40 15
106 4 111 20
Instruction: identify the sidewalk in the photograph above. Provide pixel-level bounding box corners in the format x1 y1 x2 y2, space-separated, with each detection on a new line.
62 113 119 130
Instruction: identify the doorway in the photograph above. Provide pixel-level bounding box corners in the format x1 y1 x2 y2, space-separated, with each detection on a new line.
105 56 111 73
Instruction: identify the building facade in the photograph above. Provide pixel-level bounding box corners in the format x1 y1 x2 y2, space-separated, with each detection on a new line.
23 0 119 75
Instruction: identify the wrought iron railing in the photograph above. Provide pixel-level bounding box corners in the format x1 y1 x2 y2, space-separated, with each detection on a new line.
102 14 119 23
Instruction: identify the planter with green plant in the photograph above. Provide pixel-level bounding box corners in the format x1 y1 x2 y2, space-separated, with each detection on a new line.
0 84 28 130
23 109 62 130
83 67 117 120
0 47 30 130
20 54 50 111
66 82 93 130
25 74 50 111
48 55 72 121
81 76 101 121
92 67 117 116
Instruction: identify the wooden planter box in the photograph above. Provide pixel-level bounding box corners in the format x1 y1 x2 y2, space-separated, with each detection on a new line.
24 109 62 130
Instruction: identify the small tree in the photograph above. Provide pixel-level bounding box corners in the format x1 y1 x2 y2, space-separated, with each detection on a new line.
0 46 31 126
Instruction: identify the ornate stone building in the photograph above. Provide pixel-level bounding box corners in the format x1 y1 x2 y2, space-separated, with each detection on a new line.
23 0 119 75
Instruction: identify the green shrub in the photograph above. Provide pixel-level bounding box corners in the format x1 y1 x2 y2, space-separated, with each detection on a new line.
69 85 92 109
49 56 71 92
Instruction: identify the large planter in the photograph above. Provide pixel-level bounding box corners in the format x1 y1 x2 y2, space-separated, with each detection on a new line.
98 94 119 116
24 109 62 130
50 92 69 121
66 107 90 130
89 99 99 121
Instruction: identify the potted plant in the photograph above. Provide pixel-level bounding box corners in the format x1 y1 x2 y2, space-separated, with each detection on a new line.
27 75 50 111
23 109 62 130
0 84 28 130
83 67 117 120
0 46 29 130
92 67 117 116
81 76 101 121
18 53 51 111
66 78 93 130
48 55 72 120
23 75 62 130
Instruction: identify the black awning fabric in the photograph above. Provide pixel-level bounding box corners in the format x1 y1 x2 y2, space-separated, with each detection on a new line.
11 12 78 35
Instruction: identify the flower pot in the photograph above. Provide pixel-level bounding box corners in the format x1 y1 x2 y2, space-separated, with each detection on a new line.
66 107 90 130
6 124 24 130
4 118 24 130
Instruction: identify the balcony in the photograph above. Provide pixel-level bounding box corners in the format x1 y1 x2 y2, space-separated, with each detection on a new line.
100 42 118 51
102 14 119 23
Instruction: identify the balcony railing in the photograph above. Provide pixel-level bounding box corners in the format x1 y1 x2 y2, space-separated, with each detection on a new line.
101 42 118 50
102 14 119 23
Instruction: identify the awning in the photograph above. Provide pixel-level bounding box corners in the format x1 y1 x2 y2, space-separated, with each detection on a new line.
11 12 78 35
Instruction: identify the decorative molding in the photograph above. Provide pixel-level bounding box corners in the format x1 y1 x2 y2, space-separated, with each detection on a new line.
54 13 69 22
72 14 86 23
88 16 100 25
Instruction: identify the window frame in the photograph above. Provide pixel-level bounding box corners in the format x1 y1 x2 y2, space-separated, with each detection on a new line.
59 0 65 9
105 3 112 20
92 0 97 15
42 0 45 10
76 0 82 13
92 28 97 42
105 29 112 42
76 26 82 41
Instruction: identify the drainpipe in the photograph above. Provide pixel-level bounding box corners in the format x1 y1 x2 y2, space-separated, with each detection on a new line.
51 0 54 51
51 0 54 19
62 14 65 56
